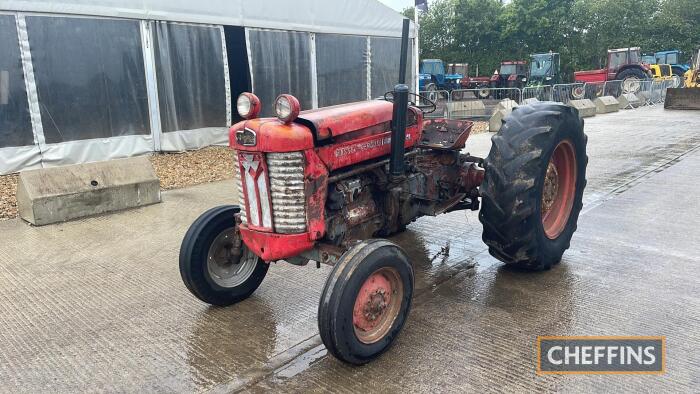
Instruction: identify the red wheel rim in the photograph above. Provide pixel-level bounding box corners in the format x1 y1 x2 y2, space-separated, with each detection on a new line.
352 267 403 344
541 140 577 239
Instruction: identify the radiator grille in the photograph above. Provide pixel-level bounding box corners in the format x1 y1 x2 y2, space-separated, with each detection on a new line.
233 156 247 224
267 152 307 234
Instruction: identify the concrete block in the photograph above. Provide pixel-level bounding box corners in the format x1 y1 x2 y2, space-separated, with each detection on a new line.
618 93 641 109
494 99 519 112
489 109 509 132
447 100 486 117
17 157 160 226
568 99 596 118
522 98 540 105
594 96 620 114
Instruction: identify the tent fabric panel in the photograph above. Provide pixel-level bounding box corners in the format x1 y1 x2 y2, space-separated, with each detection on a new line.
0 14 33 148
315 34 367 107
370 36 414 99
37 134 153 168
3 0 413 38
153 22 227 134
0 145 42 175
247 29 313 116
159 126 228 152
25 16 150 144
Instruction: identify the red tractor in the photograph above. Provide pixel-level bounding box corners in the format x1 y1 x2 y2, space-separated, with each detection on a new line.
490 60 528 99
574 47 652 93
179 21 588 365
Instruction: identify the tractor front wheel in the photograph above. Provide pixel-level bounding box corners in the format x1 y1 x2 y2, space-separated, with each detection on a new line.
318 240 414 365
479 102 588 270
179 205 268 306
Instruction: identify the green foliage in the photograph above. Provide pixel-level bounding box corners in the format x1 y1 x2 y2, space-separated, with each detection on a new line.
413 0 698 81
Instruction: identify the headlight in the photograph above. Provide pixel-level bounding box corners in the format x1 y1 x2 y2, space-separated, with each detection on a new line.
237 93 261 119
456 79 461 84
274 94 301 124
545 76 552 80
522 78 527 82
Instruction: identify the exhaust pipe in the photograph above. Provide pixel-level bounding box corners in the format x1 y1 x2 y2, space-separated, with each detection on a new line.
389 18 411 179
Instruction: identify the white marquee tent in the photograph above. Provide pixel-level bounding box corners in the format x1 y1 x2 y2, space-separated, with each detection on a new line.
0 0 416 174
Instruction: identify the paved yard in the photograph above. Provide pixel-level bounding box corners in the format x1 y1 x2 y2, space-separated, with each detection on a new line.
0 106 698 392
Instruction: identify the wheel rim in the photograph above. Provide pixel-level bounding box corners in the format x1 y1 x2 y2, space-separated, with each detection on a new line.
352 267 403 344
207 227 258 288
622 76 640 93
478 89 489 98
541 140 577 239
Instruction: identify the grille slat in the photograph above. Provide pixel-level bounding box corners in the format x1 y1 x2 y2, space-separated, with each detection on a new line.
233 157 247 224
267 152 307 234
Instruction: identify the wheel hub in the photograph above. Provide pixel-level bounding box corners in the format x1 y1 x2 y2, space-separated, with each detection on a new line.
541 161 560 214
352 267 403 344
363 289 388 322
207 227 257 288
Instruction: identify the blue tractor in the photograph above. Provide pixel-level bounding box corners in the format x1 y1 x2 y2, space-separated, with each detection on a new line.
419 59 464 99
646 50 691 88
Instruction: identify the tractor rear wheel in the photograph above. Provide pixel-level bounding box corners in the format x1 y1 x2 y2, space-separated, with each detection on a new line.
179 205 268 306
479 102 588 271
318 239 414 365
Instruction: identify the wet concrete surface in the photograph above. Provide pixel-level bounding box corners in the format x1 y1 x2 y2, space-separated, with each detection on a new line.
0 106 699 392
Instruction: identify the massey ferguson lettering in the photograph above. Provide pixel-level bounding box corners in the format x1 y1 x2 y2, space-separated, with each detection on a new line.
335 135 411 158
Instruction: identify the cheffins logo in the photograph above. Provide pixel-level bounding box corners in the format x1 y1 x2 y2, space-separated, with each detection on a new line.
537 336 665 375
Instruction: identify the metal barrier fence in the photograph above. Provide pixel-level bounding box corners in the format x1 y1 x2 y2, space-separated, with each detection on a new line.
552 83 585 104
448 88 522 119
522 85 553 101
414 79 673 120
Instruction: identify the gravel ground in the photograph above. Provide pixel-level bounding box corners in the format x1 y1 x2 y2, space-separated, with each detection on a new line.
149 146 235 190
0 123 489 221
0 174 19 220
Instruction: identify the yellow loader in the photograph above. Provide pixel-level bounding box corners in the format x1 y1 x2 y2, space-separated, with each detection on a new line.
666 48 700 110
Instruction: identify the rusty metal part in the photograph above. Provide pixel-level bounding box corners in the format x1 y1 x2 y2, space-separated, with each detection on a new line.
418 119 474 151
541 140 577 239
352 267 404 344
460 162 485 192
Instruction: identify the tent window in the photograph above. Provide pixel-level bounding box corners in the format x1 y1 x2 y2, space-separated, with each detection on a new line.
316 34 367 107
153 22 227 133
0 15 33 148
26 16 149 144
247 29 313 116
370 37 413 98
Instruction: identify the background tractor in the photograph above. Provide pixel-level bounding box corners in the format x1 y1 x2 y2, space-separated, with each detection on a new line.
449 63 492 99
419 59 462 100
490 60 528 99
651 50 690 88
179 20 588 365
574 47 652 93
527 52 561 86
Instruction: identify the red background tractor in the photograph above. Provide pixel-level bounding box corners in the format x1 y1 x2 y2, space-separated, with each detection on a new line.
179 20 588 365
574 47 652 93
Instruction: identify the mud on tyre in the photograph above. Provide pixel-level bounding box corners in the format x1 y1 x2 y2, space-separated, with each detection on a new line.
479 102 588 270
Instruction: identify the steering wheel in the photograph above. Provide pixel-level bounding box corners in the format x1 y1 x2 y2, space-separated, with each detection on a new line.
383 91 437 114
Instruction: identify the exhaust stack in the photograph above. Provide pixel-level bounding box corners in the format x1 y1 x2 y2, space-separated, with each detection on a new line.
389 18 411 179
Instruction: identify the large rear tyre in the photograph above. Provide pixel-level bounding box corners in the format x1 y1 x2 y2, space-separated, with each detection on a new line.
479 103 588 271
179 205 268 306
618 68 648 93
318 240 414 365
